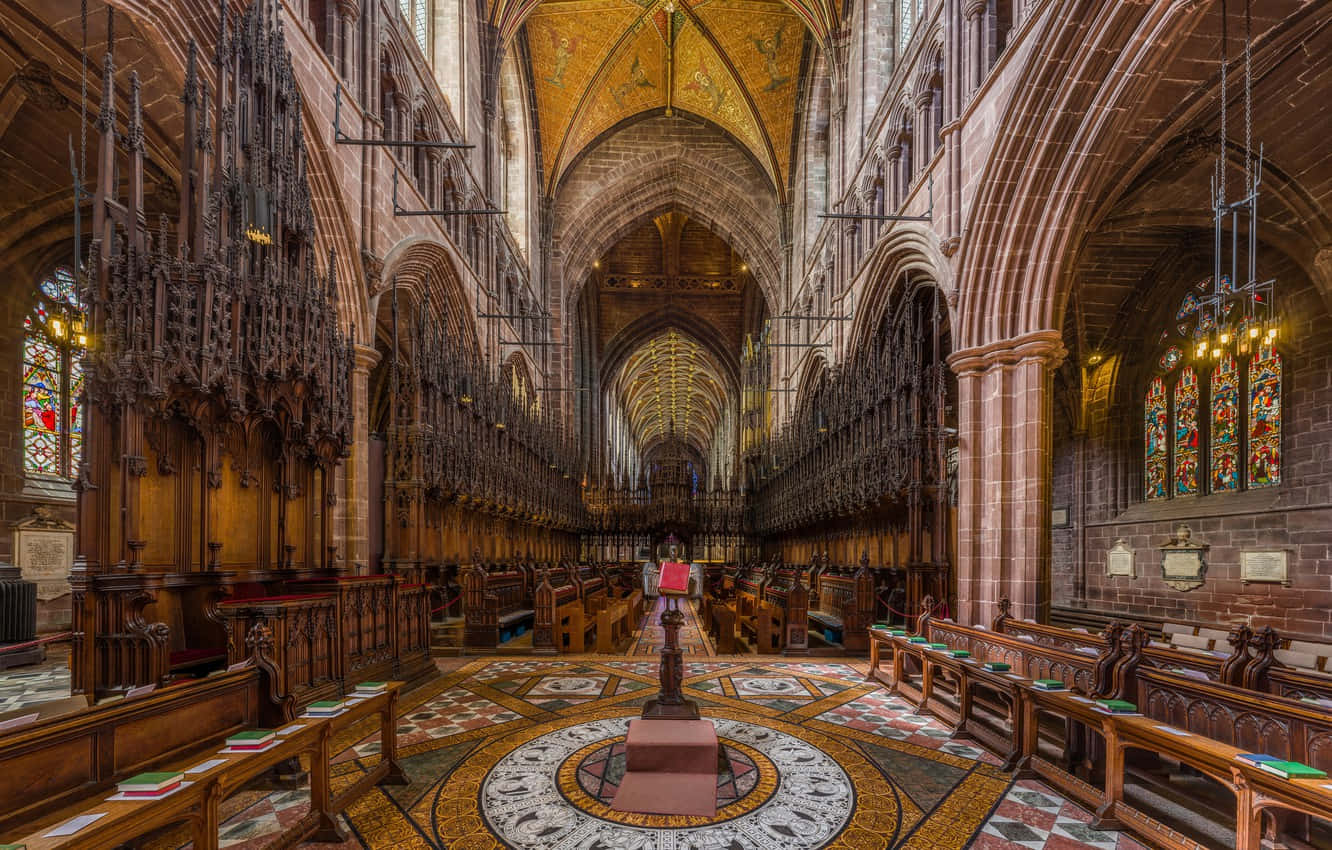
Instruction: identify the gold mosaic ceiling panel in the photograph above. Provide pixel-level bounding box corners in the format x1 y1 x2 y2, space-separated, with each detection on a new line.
518 0 808 194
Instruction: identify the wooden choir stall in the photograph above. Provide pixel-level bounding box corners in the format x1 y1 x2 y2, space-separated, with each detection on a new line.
68 3 430 704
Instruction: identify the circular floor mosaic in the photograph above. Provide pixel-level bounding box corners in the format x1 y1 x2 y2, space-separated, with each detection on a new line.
433 709 898 850
572 738 762 810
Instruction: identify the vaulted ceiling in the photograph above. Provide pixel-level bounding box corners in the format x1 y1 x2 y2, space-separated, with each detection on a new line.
517 0 811 193
613 328 730 455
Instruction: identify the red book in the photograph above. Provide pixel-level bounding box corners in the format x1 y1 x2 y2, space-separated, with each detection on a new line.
123 780 182 797
658 562 690 595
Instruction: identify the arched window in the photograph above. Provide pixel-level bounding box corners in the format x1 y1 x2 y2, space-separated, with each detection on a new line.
24 266 86 478
1144 288 1281 500
899 0 914 51
400 0 429 55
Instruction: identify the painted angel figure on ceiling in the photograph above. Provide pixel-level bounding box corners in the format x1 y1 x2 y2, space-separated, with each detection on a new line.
611 55 655 107
754 26 789 91
546 30 580 87
686 60 727 113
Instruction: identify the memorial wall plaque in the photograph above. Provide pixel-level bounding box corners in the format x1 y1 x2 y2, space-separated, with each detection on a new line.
1240 550 1289 586
1158 524 1207 591
12 506 76 601
1106 539 1135 578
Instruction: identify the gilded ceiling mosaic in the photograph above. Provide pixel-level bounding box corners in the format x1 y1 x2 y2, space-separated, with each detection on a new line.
515 0 810 192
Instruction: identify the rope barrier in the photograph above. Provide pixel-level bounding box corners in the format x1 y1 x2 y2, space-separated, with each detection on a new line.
877 594 948 621
431 595 461 616
0 632 72 655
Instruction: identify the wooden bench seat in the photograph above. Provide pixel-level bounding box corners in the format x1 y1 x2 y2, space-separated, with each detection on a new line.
8 683 406 850
0 668 271 834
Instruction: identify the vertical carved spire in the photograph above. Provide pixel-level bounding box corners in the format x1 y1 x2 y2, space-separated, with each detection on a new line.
97 52 115 134
126 72 143 152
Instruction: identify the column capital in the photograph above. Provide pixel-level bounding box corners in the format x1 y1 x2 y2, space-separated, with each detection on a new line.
963 0 987 19
946 329 1067 375
354 343 382 372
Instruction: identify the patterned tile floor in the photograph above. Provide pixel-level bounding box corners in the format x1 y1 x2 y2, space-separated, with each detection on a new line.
122 657 1148 849
4 613 1149 849
0 652 71 713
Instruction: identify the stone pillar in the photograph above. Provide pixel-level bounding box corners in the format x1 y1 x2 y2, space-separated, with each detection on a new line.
884 144 902 210
336 0 360 85
914 90 934 170
343 344 382 573
963 0 986 97
947 330 1065 625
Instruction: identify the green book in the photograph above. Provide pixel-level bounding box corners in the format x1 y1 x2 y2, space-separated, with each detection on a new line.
227 729 275 741
308 700 343 709
873 623 889 629
908 636 928 644
1094 699 1137 713
983 662 1011 672
948 649 971 658
117 771 183 791
0 843 27 849
927 642 949 650
356 681 388 692
1257 760 1327 780
1032 679 1065 690
888 629 907 636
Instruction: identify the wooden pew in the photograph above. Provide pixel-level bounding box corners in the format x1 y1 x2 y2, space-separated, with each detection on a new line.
7 683 406 850
870 606 1332 850
218 594 341 709
461 564 534 650
1015 683 1332 850
0 667 269 834
810 565 874 652
596 589 642 652
533 569 582 654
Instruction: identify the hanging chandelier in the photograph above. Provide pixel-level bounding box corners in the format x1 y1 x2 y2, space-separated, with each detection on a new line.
1180 0 1277 364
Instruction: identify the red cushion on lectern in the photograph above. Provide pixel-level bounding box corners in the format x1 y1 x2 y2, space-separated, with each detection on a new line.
659 562 690 594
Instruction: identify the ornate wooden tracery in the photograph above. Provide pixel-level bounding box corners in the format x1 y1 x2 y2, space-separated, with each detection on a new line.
747 282 955 615
381 284 584 578
71 0 355 697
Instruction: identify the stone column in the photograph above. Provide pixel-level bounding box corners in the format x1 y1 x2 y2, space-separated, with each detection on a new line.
884 144 902 211
947 330 1065 625
915 90 934 170
343 344 382 573
963 0 986 97
336 0 360 86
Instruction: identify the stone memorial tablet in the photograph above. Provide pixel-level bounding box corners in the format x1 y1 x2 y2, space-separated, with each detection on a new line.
1106 539 1135 578
1240 550 1289 585
1158 525 1207 591
12 508 76 601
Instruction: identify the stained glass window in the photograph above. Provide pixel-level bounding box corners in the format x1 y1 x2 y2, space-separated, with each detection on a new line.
899 0 914 50
1158 346 1182 373
1248 344 1281 488
1176 292 1199 320
1210 354 1239 492
22 267 85 478
1144 377 1168 500
1173 367 1199 495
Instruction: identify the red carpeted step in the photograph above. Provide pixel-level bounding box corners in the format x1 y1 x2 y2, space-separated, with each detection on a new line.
624 719 718 773
611 770 718 817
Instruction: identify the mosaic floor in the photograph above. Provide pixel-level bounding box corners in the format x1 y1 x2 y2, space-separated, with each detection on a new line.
123 658 1149 850
0 654 70 713
628 595 715 655
8 613 1146 848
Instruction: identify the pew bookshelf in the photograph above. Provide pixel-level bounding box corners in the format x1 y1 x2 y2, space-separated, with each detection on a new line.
6 682 405 850
869 617 1332 850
